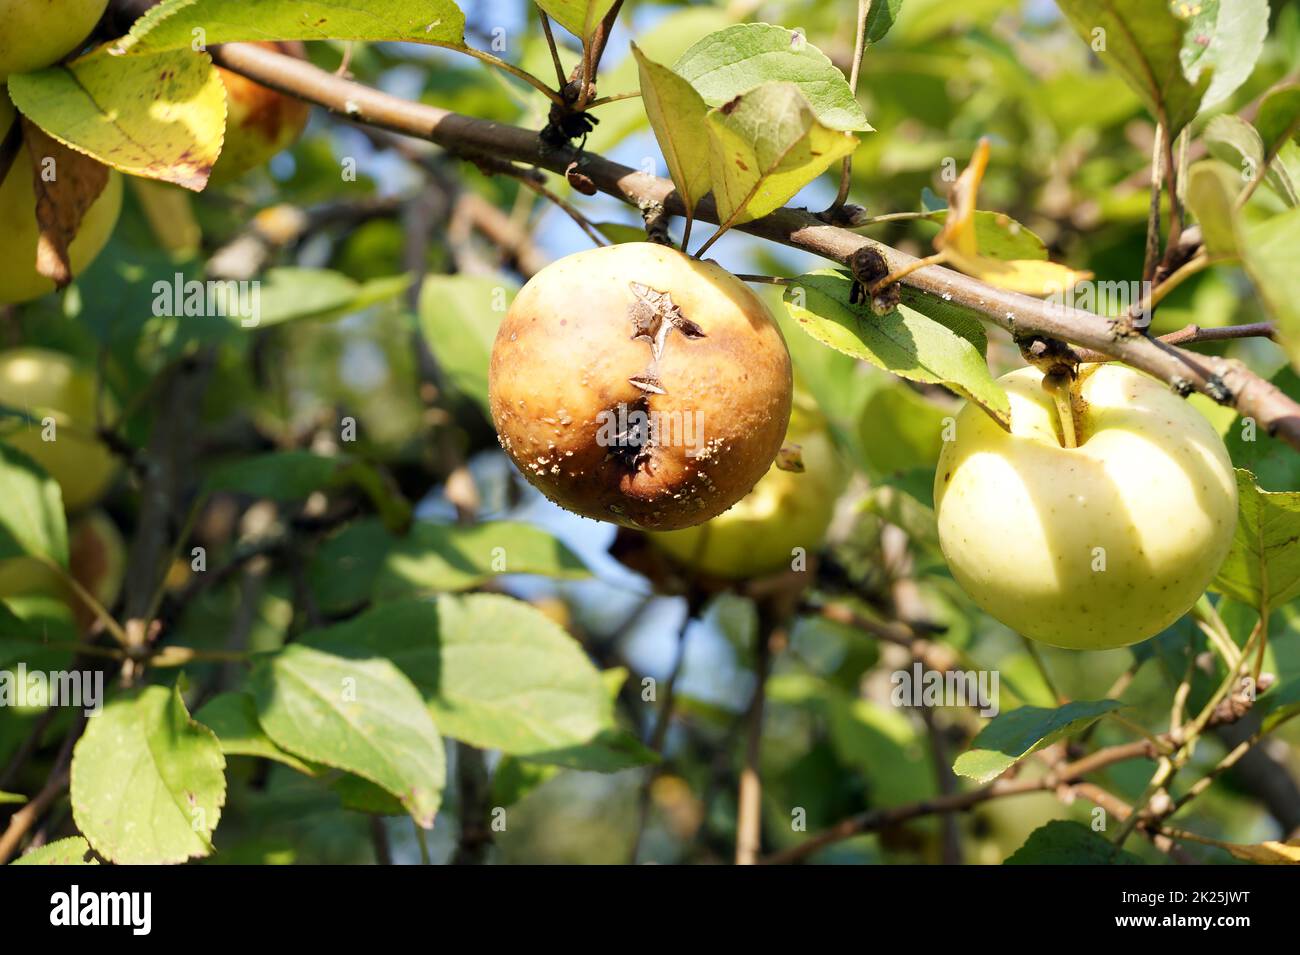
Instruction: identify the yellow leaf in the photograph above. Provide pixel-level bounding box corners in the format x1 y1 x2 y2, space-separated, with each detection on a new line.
936 139 989 259
946 249 1093 296
7 46 227 191
936 139 1091 296
1224 839 1300 865
631 44 711 222
706 82 858 228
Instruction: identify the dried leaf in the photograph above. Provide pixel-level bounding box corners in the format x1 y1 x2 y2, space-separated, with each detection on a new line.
20 119 109 290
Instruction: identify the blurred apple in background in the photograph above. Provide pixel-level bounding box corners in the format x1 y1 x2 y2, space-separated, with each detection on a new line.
0 347 121 512
209 41 311 185
650 398 847 578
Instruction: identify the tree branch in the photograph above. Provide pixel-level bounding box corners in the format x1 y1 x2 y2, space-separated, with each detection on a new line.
204 41 1300 451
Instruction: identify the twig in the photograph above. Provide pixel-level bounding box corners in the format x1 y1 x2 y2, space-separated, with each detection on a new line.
538 10 567 90
451 744 493 864
1142 122 1164 285
0 713 85 864
205 42 1300 452
762 740 1157 864
735 607 779 865
629 595 698 864
826 0 871 214
469 154 608 249
1074 321 1276 364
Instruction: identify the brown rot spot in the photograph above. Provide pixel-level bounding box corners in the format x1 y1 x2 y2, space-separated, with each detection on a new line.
943 471 952 483
735 159 749 170
720 95 742 115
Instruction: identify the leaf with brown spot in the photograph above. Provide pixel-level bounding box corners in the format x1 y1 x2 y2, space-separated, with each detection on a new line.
21 119 109 290
113 0 466 54
7 47 226 191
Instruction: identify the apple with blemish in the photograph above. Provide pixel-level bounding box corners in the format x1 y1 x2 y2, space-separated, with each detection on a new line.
933 364 1238 650
650 399 846 577
209 42 311 185
489 242 793 530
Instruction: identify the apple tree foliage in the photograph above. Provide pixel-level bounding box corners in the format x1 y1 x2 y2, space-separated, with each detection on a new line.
0 0 1299 865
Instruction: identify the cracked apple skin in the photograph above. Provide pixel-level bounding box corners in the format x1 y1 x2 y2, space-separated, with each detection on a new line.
0 95 122 305
0 0 107 80
649 400 846 577
489 242 793 530
934 364 1238 651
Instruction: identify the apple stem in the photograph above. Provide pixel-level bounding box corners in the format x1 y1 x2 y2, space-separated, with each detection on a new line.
1043 372 1079 449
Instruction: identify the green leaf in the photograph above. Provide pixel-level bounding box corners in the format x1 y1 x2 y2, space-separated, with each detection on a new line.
307 519 393 615
0 445 67 567
953 700 1123 784
1224 367 1300 491
9 836 98 865
526 728 659 772
331 773 405 816
826 693 933 806
491 757 560 808
1055 0 1209 136
783 270 1010 429
534 0 618 43
1184 160 1241 257
376 521 590 600
7 48 227 190
114 0 466 54
195 691 316 775
251 643 445 827
1176 0 1270 110
1259 679 1300 735
1005 820 1143 865
857 382 948 477
417 274 518 417
202 452 410 528
1213 470 1300 610
71 685 226 864
253 268 411 328
203 450 347 499
674 23 873 131
865 0 906 44
1204 114 1295 208
305 595 625 766
632 44 712 224
1240 206 1300 376
1255 83 1300 159
307 518 590 613
705 83 859 228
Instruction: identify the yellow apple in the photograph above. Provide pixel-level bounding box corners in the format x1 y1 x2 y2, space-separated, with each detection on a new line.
649 400 846 578
0 0 107 80
209 42 311 185
934 364 1238 650
0 508 125 630
0 347 120 512
0 95 123 304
